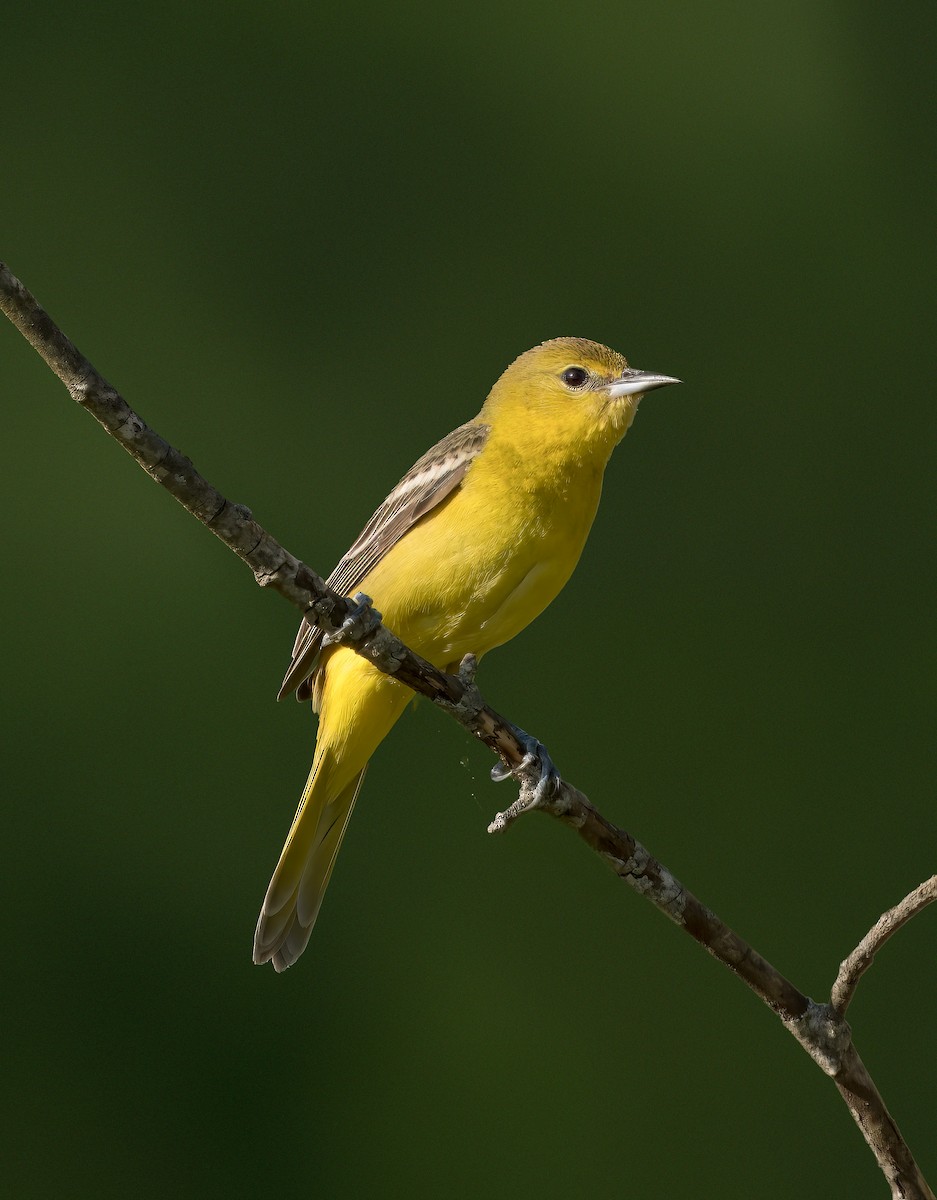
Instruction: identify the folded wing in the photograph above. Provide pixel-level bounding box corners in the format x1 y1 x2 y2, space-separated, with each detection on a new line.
277 419 491 702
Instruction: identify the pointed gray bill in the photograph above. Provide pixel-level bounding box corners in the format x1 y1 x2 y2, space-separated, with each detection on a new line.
607 369 682 398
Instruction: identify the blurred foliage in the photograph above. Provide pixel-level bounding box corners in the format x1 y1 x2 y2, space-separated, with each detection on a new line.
2 1 935 1196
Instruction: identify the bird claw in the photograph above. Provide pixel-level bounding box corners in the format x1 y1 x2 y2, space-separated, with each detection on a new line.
490 759 514 784
321 592 383 648
488 725 560 832
457 652 478 687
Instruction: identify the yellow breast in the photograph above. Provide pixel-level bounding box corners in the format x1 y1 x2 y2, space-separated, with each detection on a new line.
358 432 607 669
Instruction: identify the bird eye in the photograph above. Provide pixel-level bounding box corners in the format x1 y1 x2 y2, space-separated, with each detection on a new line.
561 366 589 389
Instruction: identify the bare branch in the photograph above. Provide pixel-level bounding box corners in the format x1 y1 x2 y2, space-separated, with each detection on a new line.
0 261 531 775
526 781 812 1018
2 261 933 1199
833 1043 935 1200
832 876 937 1015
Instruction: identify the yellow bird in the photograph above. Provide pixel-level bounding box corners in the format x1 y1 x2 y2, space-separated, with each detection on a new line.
253 337 680 970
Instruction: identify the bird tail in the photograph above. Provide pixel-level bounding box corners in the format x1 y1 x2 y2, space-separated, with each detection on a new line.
253 750 368 972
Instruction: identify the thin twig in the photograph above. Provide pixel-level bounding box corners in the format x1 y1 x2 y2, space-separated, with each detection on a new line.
832 876 937 1015
2 261 933 1199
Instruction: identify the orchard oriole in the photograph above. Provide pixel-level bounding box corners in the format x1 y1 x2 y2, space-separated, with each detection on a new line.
253 337 680 970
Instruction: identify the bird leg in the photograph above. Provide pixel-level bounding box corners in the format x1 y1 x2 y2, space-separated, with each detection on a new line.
320 592 383 649
443 653 561 833
488 724 560 833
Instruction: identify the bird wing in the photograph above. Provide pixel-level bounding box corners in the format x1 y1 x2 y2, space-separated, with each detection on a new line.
278 419 491 702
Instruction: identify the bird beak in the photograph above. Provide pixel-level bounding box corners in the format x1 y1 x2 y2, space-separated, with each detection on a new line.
607 369 682 398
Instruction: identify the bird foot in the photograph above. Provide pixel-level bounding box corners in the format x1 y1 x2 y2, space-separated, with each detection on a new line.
320 592 383 649
457 652 478 687
488 725 560 833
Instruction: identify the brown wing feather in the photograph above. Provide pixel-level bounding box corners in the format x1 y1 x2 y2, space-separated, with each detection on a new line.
278 420 491 702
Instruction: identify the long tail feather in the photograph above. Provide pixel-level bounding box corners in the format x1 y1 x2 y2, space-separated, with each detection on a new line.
253 758 368 972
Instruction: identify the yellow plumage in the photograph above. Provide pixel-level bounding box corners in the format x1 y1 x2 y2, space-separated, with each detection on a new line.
254 337 679 970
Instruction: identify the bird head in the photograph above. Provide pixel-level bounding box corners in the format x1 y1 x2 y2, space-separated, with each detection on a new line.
481 337 680 458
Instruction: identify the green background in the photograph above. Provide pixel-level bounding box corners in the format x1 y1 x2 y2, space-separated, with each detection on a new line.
3 2 935 1196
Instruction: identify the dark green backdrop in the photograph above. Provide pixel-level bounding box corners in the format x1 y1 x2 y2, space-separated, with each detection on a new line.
3 2 935 1196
